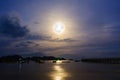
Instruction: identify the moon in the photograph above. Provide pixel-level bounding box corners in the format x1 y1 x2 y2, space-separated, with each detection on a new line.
53 22 65 34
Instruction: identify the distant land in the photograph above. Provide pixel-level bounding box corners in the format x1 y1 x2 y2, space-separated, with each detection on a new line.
0 55 120 64
0 55 66 64
81 58 120 64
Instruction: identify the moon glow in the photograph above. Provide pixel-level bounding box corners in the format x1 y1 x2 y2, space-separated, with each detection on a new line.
53 22 65 34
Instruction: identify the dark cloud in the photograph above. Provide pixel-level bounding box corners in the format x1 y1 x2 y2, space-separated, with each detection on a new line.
26 34 76 42
0 15 29 38
47 38 77 42
22 52 45 57
15 40 39 48
26 34 51 41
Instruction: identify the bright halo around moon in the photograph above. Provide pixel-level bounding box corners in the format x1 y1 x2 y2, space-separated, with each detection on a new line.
53 22 65 34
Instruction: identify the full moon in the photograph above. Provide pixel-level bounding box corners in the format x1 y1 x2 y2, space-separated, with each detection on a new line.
53 22 65 34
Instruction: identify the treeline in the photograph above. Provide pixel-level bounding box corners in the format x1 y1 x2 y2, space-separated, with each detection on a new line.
0 55 66 63
81 58 120 64
28 56 66 63
0 55 23 63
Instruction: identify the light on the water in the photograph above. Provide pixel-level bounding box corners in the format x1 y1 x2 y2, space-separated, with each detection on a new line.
50 65 69 80
56 60 62 64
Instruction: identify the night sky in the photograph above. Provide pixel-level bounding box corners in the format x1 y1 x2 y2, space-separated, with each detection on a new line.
0 0 120 58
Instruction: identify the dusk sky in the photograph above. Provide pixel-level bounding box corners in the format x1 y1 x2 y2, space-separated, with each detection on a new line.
0 0 120 58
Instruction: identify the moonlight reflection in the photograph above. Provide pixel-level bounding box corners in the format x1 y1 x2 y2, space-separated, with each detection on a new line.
50 65 69 80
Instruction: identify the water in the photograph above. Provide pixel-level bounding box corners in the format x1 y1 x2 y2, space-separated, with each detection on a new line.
0 62 120 80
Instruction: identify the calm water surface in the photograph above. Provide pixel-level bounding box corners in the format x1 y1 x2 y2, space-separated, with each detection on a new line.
0 62 120 80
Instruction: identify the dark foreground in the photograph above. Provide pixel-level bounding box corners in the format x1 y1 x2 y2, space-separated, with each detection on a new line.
0 61 120 80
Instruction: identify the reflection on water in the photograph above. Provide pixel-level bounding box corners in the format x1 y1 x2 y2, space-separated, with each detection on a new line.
50 65 70 80
18 63 22 72
0 62 120 80
56 60 62 64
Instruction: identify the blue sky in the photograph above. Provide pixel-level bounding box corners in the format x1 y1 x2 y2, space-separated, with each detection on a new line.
0 0 120 58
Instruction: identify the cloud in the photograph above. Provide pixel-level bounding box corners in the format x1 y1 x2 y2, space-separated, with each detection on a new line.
0 14 77 56
26 34 76 42
47 38 77 42
15 40 39 48
26 34 51 41
0 15 29 38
